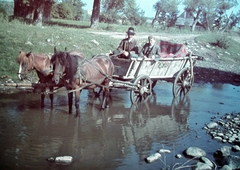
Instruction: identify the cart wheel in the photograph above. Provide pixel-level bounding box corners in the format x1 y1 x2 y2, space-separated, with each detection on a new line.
173 67 194 97
130 75 152 104
170 96 190 124
128 102 150 127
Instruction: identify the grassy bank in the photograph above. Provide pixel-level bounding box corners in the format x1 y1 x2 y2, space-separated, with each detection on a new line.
0 20 121 82
0 19 239 83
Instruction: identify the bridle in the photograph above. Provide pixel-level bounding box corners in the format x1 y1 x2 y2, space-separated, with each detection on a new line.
17 53 35 79
53 59 66 81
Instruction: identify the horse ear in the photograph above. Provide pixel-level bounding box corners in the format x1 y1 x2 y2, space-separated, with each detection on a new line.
26 52 31 57
54 47 57 54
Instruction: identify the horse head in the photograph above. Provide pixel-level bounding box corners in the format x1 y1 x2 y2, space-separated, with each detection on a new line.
51 47 85 85
17 51 33 80
51 48 68 85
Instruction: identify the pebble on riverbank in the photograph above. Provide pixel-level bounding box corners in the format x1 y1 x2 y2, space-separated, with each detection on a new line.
204 112 240 145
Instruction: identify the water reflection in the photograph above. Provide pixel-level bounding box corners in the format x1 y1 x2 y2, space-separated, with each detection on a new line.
0 89 191 169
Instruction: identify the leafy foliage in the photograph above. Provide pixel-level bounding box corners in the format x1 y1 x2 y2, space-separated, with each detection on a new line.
0 1 13 15
152 0 179 28
51 0 84 20
0 4 7 16
100 0 146 26
183 0 239 31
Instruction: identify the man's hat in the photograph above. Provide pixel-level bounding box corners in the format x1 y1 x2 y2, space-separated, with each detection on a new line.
126 27 135 35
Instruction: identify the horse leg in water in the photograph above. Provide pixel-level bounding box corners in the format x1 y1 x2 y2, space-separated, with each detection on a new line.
67 90 73 114
41 84 46 107
101 87 110 110
74 89 81 114
49 86 54 108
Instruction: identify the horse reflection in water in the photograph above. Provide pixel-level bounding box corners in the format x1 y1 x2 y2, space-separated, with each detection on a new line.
51 48 114 114
16 50 84 107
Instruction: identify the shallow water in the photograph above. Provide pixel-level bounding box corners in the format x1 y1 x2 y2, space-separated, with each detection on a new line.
0 81 240 170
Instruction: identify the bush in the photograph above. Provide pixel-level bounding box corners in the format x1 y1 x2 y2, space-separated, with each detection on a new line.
0 13 8 22
214 35 231 49
0 5 8 22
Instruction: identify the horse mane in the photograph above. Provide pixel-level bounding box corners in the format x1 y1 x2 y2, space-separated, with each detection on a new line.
51 51 80 81
66 54 79 81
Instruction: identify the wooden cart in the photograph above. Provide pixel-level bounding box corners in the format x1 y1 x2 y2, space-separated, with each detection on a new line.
109 40 203 104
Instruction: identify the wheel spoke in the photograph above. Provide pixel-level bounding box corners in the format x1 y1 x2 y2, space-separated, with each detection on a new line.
173 68 194 98
131 75 152 104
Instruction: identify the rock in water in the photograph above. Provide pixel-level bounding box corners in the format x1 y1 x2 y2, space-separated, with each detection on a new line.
145 153 161 163
206 122 218 129
47 156 73 164
184 147 206 158
221 155 240 169
55 156 73 164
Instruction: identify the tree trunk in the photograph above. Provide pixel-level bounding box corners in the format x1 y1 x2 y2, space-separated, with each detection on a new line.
151 10 160 28
90 0 100 28
43 1 53 22
33 4 44 27
191 9 201 32
14 0 28 17
220 12 233 33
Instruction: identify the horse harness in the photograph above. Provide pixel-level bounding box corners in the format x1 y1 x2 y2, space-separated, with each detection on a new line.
66 57 113 93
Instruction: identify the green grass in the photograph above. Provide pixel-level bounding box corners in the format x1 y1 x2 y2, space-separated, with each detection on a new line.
0 19 240 83
195 32 240 62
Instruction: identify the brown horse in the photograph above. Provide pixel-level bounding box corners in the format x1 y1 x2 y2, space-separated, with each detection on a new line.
16 50 84 107
51 49 114 114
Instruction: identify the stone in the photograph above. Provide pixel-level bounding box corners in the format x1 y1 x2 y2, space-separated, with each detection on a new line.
184 147 206 158
221 155 240 169
206 122 218 129
215 146 231 157
200 157 214 168
219 165 232 170
175 154 182 158
195 162 212 170
158 149 171 153
214 136 223 141
145 153 161 163
232 145 240 152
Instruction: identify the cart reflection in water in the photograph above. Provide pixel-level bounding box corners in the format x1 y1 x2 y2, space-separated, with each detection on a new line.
91 91 190 162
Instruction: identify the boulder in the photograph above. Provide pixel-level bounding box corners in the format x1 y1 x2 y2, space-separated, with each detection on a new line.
221 155 240 169
184 147 206 158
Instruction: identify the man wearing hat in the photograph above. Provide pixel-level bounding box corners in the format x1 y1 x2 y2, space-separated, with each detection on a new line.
139 35 161 60
112 27 138 59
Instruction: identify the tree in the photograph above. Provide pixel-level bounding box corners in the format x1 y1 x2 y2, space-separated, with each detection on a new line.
99 0 146 25
214 0 238 32
152 0 179 28
90 0 100 28
124 0 146 25
13 0 56 26
0 0 14 15
228 10 240 29
183 0 208 32
100 0 124 24
51 0 85 20
184 0 238 32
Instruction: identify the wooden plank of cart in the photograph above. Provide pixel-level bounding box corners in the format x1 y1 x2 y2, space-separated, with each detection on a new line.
110 40 203 104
